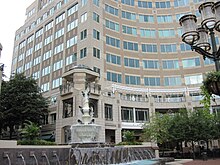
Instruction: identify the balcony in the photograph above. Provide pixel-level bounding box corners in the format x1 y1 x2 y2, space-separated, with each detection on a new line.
59 82 74 96
154 97 186 103
85 82 101 95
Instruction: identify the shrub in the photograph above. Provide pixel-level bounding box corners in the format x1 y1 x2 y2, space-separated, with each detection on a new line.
17 139 56 145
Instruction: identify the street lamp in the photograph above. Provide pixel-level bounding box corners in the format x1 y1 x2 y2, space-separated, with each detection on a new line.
179 1 220 71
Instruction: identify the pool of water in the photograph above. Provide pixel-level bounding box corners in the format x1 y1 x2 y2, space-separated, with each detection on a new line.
116 159 158 165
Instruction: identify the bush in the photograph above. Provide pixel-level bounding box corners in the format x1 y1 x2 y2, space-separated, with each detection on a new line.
17 139 56 145
116 141 142 146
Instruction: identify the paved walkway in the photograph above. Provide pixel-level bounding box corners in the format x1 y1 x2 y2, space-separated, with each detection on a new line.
182 159 220 165
166 158 220 165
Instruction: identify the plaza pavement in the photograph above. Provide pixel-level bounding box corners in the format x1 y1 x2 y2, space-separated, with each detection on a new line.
166 158 220 165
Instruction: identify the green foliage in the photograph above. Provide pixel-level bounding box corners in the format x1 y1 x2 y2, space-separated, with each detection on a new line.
123 130 135 142
17 139 56 145
142 109 220 147
0 73 49 139
201 71 220 108
19 121 40 141
116 141 142 146
142 113 172 144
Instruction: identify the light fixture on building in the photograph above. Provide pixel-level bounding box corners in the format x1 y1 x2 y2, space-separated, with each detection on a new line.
179 1 220 71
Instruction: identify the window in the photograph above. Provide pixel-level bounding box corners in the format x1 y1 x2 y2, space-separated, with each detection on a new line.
42 66 51 76
53 60 63 71
174 0 189 7
55 28 64 39
44 35 53 45
122 25 137 35
67 3 78 16
41 82 50 92
121 107 133 122
49 7 54 15
81 0 88 7
106 20 119 32
52 78 62 89
80 29 87 40
142 44 157 52
160 44 177 53
204 58 214 65
93 29 100 40
32 71 40 79
34 42 42 51
124 58 139 68
33 56 41 66
66 36 77 48
182 58 200 68
24 61 32 70
155 1 171 8
80 47 87 58
144 77 160 86
55 13 65 24
45 21 53 31
81 12 87 23
164 76 182 86
140 29 155 38
157 15 173 23
105 104 113 121
180 43 191 51
125 75 140 85
93 47 100 58
135 109 149 122
106 53 121 65
158 29 175 38
56 1 62 9
35 28 43 38
66 53 77 65
138 1 152 8
123 41 138 51
18 53 24 61
26 48 33 57
122 11 136 20
50 113 56 124
43 50 52 61
93 66 100 75
143 60 159 69
162 60 179 69
67 19 78 32
106 36 120 48
27 34 34 44
107 71 122 83
93 12 99 23
185 74 203 85
54 43 64 54
139 15 154 23
93 0 99 6
105 4 118 16
122 0 135 6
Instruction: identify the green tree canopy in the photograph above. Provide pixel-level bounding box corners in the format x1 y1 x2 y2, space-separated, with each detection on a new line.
0 73 49 139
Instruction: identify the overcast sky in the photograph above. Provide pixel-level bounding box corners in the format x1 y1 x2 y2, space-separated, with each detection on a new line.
0 0 35 78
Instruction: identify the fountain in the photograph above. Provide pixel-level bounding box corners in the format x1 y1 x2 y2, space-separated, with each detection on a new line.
70 87 101 144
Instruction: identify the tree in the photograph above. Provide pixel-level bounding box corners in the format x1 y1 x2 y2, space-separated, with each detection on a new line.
0 73 49 139
19 120 40 140
142 113 172 155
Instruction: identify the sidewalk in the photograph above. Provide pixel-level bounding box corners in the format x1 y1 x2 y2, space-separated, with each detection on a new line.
182 158 220 165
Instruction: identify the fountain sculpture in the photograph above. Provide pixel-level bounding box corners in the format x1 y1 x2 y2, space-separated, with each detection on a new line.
70 87 102 143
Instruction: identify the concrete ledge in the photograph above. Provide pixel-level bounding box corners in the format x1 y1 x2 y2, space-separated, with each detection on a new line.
0 140 17 148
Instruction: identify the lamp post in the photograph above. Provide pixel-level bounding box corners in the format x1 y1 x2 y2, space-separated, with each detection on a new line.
179 1 220 71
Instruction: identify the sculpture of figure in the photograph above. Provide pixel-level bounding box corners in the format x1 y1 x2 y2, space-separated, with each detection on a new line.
82 88 90 108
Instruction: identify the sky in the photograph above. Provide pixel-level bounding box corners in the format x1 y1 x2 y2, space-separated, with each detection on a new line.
0 0 35 78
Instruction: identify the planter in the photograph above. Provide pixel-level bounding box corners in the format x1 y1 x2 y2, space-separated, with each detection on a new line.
203 71 220 96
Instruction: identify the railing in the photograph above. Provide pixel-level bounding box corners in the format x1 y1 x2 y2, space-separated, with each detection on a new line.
154 97 186 103
85 82 101 95
59 82 74 95
120 95 148 102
